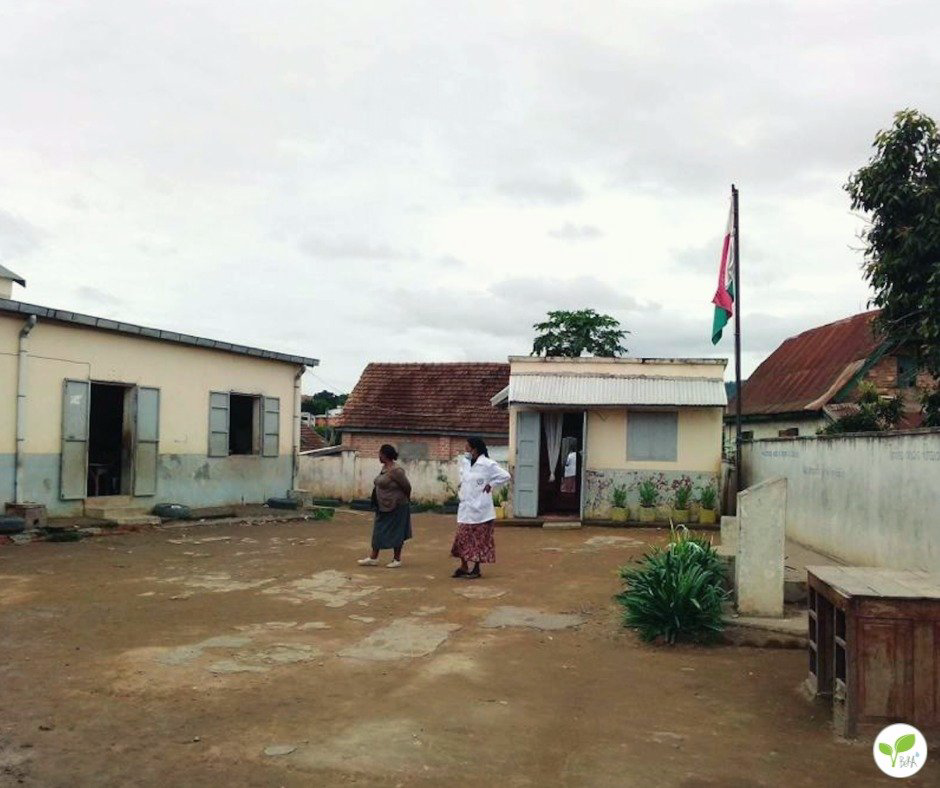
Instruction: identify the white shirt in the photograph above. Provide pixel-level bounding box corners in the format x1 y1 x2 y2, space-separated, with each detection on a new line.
457 454 511 524
563 451 578 478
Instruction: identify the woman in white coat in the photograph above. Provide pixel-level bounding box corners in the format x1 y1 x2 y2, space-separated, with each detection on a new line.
451 436 511 579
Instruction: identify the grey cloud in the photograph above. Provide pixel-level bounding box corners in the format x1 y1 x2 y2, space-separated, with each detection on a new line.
73 286 124 309
0 210 42 259
298 235 409 261
548 223 603 241
496 176 585 205
437 254 467 269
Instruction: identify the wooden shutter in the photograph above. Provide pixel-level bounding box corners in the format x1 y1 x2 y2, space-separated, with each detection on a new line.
262 397 280 457
208 391 230 457
133 386 160 496
513 411 541 517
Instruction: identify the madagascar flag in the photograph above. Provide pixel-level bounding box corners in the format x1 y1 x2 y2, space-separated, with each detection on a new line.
711 203 735 344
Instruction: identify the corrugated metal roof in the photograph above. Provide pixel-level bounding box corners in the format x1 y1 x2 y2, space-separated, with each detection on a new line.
0 297 319 367
732 311 883 416
507 374 727 407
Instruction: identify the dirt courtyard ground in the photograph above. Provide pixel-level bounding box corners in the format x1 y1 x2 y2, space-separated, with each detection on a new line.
0 512 916 786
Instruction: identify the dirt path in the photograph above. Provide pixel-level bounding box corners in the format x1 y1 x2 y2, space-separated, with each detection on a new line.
0 513 916 786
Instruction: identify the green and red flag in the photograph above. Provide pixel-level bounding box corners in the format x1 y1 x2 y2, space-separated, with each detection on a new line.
711 202 736 344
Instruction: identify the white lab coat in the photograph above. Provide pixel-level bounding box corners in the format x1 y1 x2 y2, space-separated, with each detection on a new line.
457 454 511 524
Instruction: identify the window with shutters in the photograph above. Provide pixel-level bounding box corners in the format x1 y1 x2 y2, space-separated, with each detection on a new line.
626 410 678 462
208 392 280 457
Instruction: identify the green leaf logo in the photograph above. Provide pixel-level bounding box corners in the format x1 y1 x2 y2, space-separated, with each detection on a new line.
895 734 916 754
878 742 893 758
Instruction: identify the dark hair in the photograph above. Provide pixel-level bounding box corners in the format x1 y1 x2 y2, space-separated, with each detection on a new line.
466 436 489 458
379 444 398 461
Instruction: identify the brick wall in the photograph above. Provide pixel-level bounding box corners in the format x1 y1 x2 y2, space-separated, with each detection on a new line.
864 356 899 391
341 432 468 462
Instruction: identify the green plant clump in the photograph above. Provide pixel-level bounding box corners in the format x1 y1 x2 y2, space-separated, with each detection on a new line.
312 507 335 521
698 484 717 510
611 484 628 508
673 482 692 511
637 479 659 508
617 528 729 644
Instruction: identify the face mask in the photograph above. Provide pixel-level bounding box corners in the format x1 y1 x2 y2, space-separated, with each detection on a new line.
463 452 473 461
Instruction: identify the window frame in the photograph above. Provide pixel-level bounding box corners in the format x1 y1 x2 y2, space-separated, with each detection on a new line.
626 409 679 463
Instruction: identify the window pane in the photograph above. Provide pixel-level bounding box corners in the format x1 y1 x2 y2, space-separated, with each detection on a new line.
627 411 677 461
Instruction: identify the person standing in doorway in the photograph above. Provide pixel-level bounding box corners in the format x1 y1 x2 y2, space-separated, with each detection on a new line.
451 436 511 579
358 444 412 568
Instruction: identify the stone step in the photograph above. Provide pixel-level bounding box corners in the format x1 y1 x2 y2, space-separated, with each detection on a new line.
723 610 808 649
542 521 582 530
84 496 135 510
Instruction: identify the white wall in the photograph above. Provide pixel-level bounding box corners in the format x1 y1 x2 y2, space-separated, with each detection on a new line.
741 429 940 571
297 452 460 502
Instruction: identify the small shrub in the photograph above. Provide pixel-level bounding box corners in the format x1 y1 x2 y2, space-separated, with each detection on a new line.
611 484 628 508
492 486 508 505
637 479 658 508
436 471 459 504
312 507 335 521
673 482 693 511
698 484 717 510
617 527 728 644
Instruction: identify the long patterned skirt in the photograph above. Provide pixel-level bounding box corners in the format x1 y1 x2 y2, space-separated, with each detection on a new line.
450 521 496 564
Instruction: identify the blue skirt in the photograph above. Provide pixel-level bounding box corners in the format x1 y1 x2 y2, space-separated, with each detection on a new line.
372 504 413 550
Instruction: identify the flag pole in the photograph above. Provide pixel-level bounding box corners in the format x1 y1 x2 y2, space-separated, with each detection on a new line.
732 184 742 471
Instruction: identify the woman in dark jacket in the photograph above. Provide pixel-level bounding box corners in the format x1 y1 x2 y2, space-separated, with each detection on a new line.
358 444 412 568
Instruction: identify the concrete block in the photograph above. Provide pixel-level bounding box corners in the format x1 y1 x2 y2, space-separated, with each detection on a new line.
720 515 739 553
736 477 786 617
542 521 581 530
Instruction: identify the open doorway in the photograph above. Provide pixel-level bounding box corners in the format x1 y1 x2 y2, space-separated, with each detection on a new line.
538 412 584 516
87 383 132 497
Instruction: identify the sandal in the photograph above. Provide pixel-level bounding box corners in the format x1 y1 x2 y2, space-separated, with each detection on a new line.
465 569 481 580
452 568 469 578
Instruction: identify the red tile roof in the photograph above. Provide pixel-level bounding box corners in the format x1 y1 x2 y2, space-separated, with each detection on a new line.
300 424 327 452
341 362 510 435
733 310 884 416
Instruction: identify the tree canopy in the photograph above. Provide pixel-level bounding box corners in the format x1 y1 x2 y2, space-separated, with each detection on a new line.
846 109 940 424
531 309 629 357
301 389 347 415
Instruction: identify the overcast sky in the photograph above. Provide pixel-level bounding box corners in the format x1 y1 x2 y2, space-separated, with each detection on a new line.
2 1 938 393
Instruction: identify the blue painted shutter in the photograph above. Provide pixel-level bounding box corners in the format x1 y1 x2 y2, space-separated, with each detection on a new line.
60 379 90 500
134 386 160 496
514 411 541 518
208 392 230 457
262 397 280 457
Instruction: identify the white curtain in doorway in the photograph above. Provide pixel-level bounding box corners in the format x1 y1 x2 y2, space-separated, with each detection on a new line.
543 413 563 482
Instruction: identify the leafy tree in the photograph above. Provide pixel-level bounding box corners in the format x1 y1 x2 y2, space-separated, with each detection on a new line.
846 109 940 424
820 383 902 435
302 389 347 415
531 309 629 357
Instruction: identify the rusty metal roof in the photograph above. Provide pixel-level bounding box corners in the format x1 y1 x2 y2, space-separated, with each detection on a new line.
733 310 884 416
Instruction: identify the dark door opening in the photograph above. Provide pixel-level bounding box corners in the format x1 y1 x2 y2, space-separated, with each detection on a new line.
538 412 584 516
87 383 129 497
